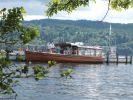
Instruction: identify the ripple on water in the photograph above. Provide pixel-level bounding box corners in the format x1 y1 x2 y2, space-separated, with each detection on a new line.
14 63 133 100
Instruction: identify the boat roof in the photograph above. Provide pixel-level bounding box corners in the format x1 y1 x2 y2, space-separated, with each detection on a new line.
55 42 102 50
78 46 102 50
55 42 77 47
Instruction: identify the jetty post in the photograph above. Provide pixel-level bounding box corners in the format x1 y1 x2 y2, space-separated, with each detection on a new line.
116 53 118 64
106 52 109 64
130 56 132 64
125 55 128 64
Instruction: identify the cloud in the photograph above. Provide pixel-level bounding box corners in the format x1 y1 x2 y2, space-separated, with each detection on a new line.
0 0 47 15
0 0 133 23
24 15 47 21
105 9 133 23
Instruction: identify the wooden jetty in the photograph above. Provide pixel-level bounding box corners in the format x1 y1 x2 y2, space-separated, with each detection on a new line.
105 54 132 64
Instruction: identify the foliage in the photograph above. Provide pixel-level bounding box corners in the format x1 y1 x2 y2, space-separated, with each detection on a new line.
0 7 40 45
0 59 49 95
19 26 40 44
0 58 17 95
25 19 133 55
61 69 73 79
0 7 25 36
0 7 40 97
33 66 49 80
46 0 133 17
46 0 93 17
21 65 29 76
48 60 56 67
110 0 133 10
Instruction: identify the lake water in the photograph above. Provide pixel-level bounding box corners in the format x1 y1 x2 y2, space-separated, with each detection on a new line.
14 63 133 100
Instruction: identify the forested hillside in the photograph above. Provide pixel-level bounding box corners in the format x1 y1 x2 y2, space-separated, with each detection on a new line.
25 19 133 55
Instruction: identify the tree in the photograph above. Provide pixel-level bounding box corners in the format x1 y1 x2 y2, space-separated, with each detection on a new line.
0 7 73 97
0 7 40 96
0 7 40 47
46 0 133 17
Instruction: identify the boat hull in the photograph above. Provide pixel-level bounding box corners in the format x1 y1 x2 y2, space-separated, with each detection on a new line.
25 51 104 63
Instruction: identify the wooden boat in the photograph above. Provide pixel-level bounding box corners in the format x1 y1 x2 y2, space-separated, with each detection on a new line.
25 42 104 63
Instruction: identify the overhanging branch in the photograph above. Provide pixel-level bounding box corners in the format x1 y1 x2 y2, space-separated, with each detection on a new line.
101 0 111 21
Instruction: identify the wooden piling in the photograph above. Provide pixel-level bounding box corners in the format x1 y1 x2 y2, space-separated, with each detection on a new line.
116 54 118 64
106 52 109 64
125 55 128 64
130 56 132 64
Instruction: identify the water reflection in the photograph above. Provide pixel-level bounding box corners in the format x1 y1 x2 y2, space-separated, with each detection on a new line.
14 63 133 100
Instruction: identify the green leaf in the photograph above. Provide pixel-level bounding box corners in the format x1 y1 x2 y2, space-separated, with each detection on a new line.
21 65 29 74
35 73 44 80
7 79 13 83
60 69 73 79
68 69 72 73
1 8 6 12
48 60 56 67
33 66 49 80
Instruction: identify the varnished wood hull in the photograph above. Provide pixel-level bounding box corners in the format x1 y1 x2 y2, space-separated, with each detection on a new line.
25 51 104 63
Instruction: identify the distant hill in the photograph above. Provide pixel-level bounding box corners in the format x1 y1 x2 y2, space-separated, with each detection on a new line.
25 19 133 55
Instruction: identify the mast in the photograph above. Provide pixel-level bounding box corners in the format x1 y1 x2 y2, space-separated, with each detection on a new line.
109 24 111 36
108 24 111 54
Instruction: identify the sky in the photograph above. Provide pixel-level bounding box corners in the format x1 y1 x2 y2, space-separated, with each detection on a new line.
0 0 133 23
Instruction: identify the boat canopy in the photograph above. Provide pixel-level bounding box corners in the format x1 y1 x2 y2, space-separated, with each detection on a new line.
54 42 77 48
55 42 102 50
